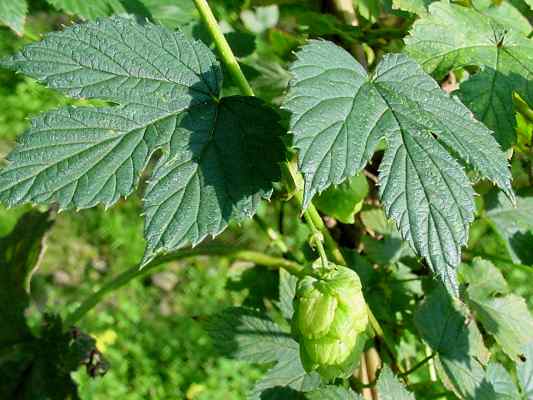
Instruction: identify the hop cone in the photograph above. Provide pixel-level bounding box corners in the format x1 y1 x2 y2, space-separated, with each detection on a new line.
293 262 368 380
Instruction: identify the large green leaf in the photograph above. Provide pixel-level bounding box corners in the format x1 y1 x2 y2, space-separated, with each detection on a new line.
405 3 533 149
414 285 494 399
0 17 284 264
461 258 533 360
485 193 533 265
393 0 531 34
0 0 27 35
283 40 512 291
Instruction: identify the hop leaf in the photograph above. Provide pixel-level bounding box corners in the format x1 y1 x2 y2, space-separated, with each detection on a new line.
283 40 513 292
293 262 368 380
0 17 284 264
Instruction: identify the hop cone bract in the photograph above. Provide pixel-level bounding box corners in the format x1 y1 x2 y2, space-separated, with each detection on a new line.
293 262 368 380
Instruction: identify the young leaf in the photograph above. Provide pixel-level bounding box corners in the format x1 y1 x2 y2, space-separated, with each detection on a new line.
376 365 415 400
461 258 533 360
485 193 533 265
314 173 368 224
414 284 494 399
0 17 284 264
405 3 533 149
0 0 27 36
283 40 512 291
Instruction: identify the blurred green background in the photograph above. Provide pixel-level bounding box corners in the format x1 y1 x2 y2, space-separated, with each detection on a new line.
2 0 533 399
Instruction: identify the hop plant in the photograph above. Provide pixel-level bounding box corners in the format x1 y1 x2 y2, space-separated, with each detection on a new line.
293 262 368 380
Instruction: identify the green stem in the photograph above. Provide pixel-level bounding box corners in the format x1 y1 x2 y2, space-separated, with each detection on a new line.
193 0 254 97
399 353 436 378
64 245 303 328
303 208 329 269
254 215 289 254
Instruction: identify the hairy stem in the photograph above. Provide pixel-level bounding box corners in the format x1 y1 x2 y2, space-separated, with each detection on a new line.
64 246 303 327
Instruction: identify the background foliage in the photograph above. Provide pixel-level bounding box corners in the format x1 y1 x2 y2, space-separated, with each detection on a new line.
0 0 532 399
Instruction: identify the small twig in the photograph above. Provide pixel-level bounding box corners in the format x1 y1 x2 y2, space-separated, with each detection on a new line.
399 353 436 378
363 169 379 184
64 245 304 328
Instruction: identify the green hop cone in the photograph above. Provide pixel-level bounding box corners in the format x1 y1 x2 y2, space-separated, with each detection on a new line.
293 262 368 380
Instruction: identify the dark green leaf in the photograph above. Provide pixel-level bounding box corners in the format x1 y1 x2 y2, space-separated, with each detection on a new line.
206 307 298 364
283 40 512 291
0 17 284 264
0 211 52 398
405 3 533 149
0 211 52 347
7 315 108 400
